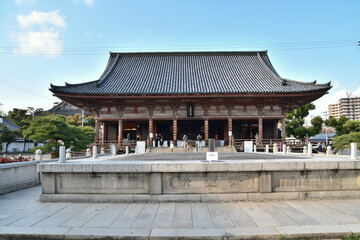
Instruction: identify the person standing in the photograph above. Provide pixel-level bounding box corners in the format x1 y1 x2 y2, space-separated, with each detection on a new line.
182 134 188 149
155 133 159 147
196 133 202 149
159 134 164 147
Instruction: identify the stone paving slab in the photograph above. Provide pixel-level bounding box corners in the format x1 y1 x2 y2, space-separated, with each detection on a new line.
1 186 360 239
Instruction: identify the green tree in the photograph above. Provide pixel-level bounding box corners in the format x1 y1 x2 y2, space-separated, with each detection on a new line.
7 107 48 152
66 113 95 127
0 124 19 153
7 108 29 126
325 116 348 136
285 103 323 139
23 115 95 157
333 132 360 151
343 120 360 133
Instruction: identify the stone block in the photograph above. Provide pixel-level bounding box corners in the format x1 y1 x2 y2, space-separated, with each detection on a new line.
305 161 338 170
162 172 259 194
276 225 349 239
248 192 300 201
338 161 356 169
38 163 92 173
226 162 263 171
66 227 150 239
55 172 150 194
41 173 56 194
203 162 229 171
262 161 305 171
92 163 152 172
134 194 201 202
272 170 345 192
40 193 134 203
150 173 162 194
260 172 272 193
225 227 281 239
150 228 226 240
151 162 204 172
201 193 248 202
305 190 360 200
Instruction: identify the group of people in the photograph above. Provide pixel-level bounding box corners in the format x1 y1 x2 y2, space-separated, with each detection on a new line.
316 142 331 153
153 133 203 148
182 133 202 149
154 133 165 147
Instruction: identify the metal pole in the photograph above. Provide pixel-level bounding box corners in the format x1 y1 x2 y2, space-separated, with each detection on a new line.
81 109 84 127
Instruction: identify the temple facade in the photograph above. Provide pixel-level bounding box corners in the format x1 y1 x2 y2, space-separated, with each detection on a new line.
50 51 331 148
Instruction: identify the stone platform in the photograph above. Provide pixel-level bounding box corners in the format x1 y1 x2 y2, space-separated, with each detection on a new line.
2 186 360 240
37 153 360 203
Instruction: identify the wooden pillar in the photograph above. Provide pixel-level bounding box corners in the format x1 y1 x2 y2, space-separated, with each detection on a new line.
228 118 232 146
258 116 263 144
101 122 105 145
173 119 177 146
273 121 278 139
95 118 99 143
149 119 153 140
204 119 209 144
117 119 123 145
281 116 286 144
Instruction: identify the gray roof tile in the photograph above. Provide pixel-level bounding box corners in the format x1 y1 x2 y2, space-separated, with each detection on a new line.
50 51 331 95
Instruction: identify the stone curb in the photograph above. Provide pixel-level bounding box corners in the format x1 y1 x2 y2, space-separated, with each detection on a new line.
0 226 359 240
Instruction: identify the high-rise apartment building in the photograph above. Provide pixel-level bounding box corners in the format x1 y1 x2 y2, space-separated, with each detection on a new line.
328 97 360 120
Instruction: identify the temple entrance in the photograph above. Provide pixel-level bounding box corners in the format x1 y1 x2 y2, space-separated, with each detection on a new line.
154 120 173 144
177 120 204 141
209 120 228 146
123 121 148 141
232 120 258 140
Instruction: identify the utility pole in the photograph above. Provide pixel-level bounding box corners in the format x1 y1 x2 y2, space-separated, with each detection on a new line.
322 111 328 145
81 109 84 127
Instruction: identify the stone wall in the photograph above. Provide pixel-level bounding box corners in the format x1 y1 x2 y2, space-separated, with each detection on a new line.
38 159 360 202
0 161 40 194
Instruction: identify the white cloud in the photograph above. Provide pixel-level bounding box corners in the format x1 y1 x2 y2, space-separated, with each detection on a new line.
13 0 37 6
75 0 94 7
17 10 66 29
10 10 66 57
10 31 63 57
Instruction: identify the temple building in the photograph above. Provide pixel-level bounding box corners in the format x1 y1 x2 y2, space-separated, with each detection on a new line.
50 51 331 148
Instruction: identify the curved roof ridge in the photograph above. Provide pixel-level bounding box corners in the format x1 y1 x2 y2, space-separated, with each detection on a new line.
97 54 120 87
256 52 283 83
110 50 268 56
50 79 99 91
281 78 331 86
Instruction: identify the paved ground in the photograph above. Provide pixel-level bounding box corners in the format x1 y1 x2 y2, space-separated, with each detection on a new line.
1 186 360 239
112 152 308 161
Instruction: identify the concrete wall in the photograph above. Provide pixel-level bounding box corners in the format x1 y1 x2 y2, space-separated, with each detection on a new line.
1 142 35 153
0 161 40 194
38 159 360 202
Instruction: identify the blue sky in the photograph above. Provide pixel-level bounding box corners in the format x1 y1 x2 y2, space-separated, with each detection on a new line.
0 0 359 119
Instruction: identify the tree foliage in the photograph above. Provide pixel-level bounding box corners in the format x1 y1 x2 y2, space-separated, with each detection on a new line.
66 114 95 127
22 115 95 156
343 120 360 133
333 132 360 150
325 116 348 136
285 103 323 139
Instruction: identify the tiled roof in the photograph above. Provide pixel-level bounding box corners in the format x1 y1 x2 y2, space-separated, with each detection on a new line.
0 118 20 131
50 51 331 96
